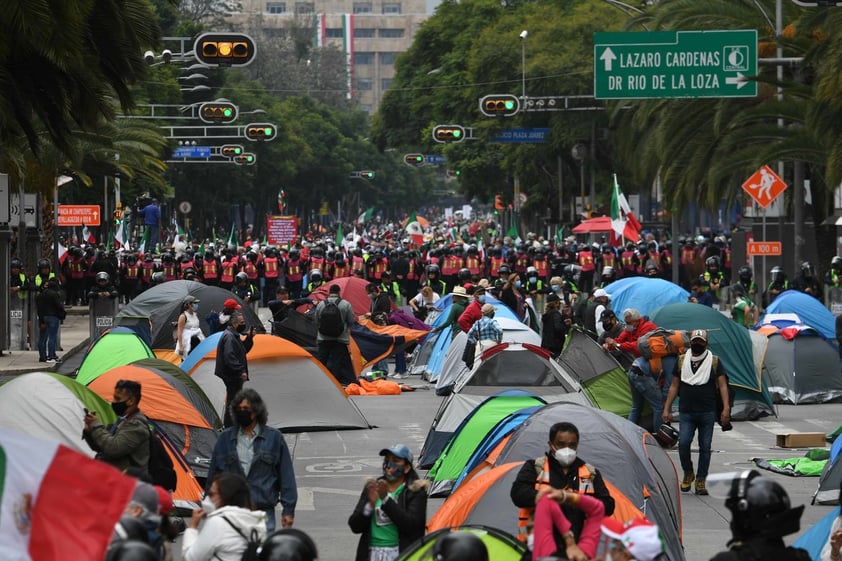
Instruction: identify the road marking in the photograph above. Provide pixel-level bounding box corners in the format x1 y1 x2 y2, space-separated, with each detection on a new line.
719 427 766 450
297 486 364 511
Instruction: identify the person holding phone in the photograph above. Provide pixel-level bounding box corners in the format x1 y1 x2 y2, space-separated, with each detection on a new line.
214 311 255 427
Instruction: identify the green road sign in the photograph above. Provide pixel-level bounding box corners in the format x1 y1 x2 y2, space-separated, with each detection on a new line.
594 30 757 100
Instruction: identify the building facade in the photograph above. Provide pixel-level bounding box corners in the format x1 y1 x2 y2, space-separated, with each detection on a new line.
231 0 439 112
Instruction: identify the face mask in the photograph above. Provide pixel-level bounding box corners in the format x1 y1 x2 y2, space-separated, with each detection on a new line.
234 409 254 427
625 324 635 332
193 304 199 313
477 295 486 304
236 324 247 334
553 447 577 467
201 496 216 514
382 461 405 482
528 276 537 283
691 343 707 355
514 281 521 288
111 400 129 417
551 284 560 292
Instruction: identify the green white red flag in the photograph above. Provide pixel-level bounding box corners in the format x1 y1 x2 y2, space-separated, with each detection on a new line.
609 174 641 246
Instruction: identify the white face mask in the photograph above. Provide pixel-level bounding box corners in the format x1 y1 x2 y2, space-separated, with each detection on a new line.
201 496 216 514
553 447 577 467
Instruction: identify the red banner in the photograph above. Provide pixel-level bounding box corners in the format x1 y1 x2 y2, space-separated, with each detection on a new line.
266 215 297 246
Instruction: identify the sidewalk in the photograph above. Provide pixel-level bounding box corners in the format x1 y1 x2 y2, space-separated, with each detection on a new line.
0 308 91 376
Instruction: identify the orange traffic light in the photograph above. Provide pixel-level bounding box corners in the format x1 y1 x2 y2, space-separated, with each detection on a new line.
194 33 256 66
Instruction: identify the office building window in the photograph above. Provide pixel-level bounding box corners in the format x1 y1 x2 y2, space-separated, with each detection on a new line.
353 2 372 13
294 1 314 13
379 28 405 38
360 104 373 114
266 2 286 13
355 78 373 90
325 28 344 38
380 52 398 65
354 52 374 65
354 28 376 38
382 2 401 13
381 78 393 90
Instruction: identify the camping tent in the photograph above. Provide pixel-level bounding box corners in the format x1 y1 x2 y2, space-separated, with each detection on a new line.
395 526 527 561
117 280 262 349
426 391 547 496
813 434 842 505
187 334 371 431
304 277 374 315
649 302 775 420
572 216 639 241
76 327 155 385
763 290 837 341
87 362 220 477
428 402 684 561
603 277 690 318
762 326 842 404
793 506 838 561
559 328 632 417
434 317 542 392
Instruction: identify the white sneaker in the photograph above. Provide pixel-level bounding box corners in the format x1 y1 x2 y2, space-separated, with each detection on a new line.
392 373 409 380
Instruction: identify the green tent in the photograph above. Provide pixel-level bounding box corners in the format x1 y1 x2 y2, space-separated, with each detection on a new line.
396 526 526 561
559 328 632 417
427 391 546 497
649 303 774 420
76 328 155 385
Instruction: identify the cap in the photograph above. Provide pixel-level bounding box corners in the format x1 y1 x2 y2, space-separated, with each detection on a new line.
131 482 159 516
481 303 495 316
182 295 200 305
690 329 707 342
153 486 174 516
601 518 663 561
329 284 341 294
223 298 242 310
593 288 610 299
600 309 617 321
546 293 560 304
451 286 468 298
379 444 413 465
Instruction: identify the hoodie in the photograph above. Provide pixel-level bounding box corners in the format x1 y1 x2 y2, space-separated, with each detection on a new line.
182 505 267 561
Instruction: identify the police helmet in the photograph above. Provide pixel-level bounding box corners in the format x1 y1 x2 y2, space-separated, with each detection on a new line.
832 256 842 269
602 265 615 277
526 266 537 276
801 261 814 277
705 256 720 269
10 258 22 269
770 265 784 283
430 531 488 561
601 244 612 254
235 271 249 282
645 262 659 274
151 271 165 284
259 529 318 561
497 264 511 276
335 253 346 264
310 269 323 283
458 268 471 282
738 266 752 281
289 249 300 260
95 272 110 285
426 263 440 276
38 258 51 270
144 254 153 262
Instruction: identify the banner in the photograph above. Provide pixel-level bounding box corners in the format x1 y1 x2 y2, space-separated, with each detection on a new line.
266 215 298 246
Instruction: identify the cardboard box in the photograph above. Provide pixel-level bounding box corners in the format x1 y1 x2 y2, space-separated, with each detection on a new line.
776 433 826 448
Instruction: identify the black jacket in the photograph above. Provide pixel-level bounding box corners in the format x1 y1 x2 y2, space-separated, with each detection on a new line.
348 474 429 561
710 538 811 561
541 309 566 356
36 288 66 320
213 326 254 382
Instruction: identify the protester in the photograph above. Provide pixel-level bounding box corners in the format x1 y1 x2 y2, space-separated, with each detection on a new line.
662 330 731 495
259 529 319 561
83 379 151 476
510 422 614 561
182 472 268 561
214 311 256 427
268 287 312 335
35 277 65 363
176 295 205 361
314 284 357 386
408 285 439 321
730 284 758 329
601 518 665 561
688 278 714 307
596 309 624 348
540 293 566 358
121 481 162 552
500 273 525 320
348 444 428 561
432 285 470 339
206 389 297 533
466 303 503 357
140 198 161 254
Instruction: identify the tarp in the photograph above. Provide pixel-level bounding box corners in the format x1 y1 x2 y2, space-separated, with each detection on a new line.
559 329 632 417
435 318 542 391
117 280 262 349
572 216 639 241
302 276 374 316
762 327 842 404
794 507 838 561
752 456 827 476
426 392 547 496
649 302 775 421
76 329 155 385
396 526 526 561
187 334 371 431
603 277 690 318
763 290 837 341
486 402 684 561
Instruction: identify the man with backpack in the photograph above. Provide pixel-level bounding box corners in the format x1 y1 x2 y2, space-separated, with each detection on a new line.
315 284 357 386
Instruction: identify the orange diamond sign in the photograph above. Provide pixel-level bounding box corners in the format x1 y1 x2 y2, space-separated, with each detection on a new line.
742 165 787 209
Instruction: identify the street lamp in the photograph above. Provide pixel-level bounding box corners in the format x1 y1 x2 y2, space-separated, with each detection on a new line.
519 30 528 101
180 85 212 93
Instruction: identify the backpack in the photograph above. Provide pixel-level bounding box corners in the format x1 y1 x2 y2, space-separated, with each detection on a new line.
147 422 177 491
206 311 221 334
638 328 691 375
221 516 262 561
318 297 345 337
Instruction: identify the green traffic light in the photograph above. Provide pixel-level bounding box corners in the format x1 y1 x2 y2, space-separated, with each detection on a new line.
235 147 242 155
264 127 273 136
247 155 254 162
504 100 514 110
223 108 233 117
415 156 423 162
455 170 461 176
452 130 462 138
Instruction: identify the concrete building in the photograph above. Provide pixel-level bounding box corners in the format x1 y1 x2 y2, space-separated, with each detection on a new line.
231 0 440 113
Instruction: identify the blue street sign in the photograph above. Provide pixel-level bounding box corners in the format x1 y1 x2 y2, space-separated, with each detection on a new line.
173 146 211 158
488 128 550 143
425 155 446 165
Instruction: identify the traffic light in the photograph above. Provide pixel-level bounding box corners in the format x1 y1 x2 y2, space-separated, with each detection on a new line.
479 94 520 117
234 153 256 165
245 123 277 141
221 144 244 157
199 101 238 124
404 154 425 168
113 210 122 224
432 125 466 144
361 170 375 180
194 33 256 66
446 169 461 178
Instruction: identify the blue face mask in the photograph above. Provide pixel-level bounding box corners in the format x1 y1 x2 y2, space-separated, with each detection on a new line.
514 281 521 288
477 295 486 304
551 284 560 292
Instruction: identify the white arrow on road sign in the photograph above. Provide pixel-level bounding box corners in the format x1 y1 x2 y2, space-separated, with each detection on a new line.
725 72 748 89
93 211 98 221
600 47 617 71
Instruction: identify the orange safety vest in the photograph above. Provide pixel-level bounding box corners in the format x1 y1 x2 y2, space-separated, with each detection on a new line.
333 263 350 278
680 247 696 265
578 250 595 272
621 251 636 271
647 251 662 271
517 459 596 543
124 265 139 280
490 257 504 277
533 259 548 278
601 253 616 269
140 261 156 281
86 256 97 278
722 248 732 269
441 256 456 276
264 257 280 279
220 261 237 283
406 260 418 280
351 256 366 275
243 261 259 280
661 249 672 267
163 264 179 282
515 254 529 272
285 259 302 281
203 260 219 279
309 257 324 274
372 259 388 280
69 257 85 279
466 256 481 276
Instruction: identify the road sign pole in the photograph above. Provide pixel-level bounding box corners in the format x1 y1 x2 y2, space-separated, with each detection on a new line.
762 206 767 297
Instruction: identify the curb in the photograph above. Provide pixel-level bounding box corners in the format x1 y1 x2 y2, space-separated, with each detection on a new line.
0 338 91 377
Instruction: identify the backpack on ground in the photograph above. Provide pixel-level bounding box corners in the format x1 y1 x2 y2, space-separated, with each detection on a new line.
221 516 262 561
148 422 177 491
318 297 345 337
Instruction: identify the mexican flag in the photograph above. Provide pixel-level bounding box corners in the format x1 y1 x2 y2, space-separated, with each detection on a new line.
278 189 287 212
137 229 149 255
82 224 96 245
57 242 68 266
0 430 137 561
506 224 522 245
405 213 424 247
113 220 128 251
357 207 374 224
610 174 642 246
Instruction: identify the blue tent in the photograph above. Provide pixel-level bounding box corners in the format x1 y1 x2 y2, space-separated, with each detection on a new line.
180 332 223 373
793 506 838 561
762 290 836 341
604 277 690 317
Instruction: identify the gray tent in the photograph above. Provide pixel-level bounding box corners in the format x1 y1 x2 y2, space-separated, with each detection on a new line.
763 328 842 404
117 280 262 348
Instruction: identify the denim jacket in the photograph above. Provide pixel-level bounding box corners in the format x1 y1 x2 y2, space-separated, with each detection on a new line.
206 425 297 516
